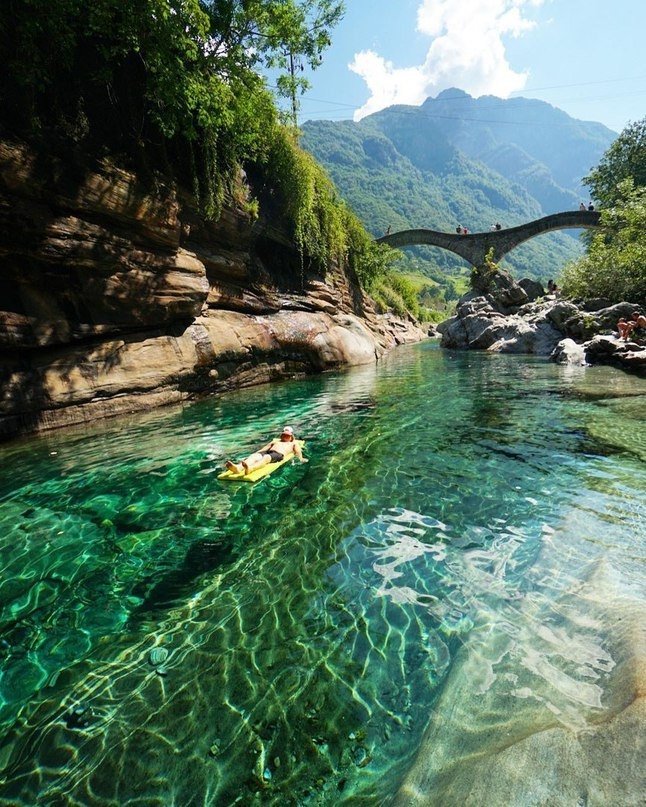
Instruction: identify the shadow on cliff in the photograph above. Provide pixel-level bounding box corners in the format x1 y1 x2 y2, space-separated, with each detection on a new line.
0 140 193 440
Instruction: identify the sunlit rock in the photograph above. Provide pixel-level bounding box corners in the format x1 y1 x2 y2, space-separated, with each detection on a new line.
551 338 587 365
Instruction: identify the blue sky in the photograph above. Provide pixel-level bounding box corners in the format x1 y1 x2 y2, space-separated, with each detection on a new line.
280 0 646 133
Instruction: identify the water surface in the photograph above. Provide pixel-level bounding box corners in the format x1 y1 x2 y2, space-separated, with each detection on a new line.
0 343 644 804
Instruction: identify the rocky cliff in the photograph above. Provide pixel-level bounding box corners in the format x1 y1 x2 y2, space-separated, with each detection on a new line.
0 141 425 440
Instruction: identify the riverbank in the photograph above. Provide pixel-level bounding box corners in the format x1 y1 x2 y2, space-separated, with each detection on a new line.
0 140 425 440
438 269 646 376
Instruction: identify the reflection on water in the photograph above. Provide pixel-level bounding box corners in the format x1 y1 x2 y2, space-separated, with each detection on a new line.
0 344 644 804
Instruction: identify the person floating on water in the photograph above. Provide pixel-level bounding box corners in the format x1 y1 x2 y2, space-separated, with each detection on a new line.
224 426 307 475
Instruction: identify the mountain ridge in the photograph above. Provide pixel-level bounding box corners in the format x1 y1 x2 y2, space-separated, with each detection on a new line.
301 89 616 283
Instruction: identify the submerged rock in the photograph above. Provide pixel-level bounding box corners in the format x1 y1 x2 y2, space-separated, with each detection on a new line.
393 560 646 806
148 647 169 669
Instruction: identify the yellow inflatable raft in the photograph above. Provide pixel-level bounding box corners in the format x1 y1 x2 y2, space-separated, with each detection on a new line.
217 441 305 483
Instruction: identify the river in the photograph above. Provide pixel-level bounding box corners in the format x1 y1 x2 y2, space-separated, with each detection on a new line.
0 342 644 804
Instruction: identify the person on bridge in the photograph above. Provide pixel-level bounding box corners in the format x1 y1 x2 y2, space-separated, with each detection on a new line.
588 202 595 211
495 222 502 230
456 225 462 234
579 202 587 211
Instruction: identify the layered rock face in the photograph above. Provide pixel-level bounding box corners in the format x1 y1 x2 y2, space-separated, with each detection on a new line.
439 270 646 375
0 141 425 439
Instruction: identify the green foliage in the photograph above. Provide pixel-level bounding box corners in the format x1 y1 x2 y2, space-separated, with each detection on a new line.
560 179 646 305
0 0 342 218
258 127 402 290
470 247 499 291
369 270 448 322
265 127 346 268
300 110 593 286
584 117 646 207
343 212 401 289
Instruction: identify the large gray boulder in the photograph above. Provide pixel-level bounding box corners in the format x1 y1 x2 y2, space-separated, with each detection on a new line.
546 301 581 331
563 302 641 341
584 335 646 376
471 267 529 313
442 296 563 356
551 338 587 365
438 289 646 374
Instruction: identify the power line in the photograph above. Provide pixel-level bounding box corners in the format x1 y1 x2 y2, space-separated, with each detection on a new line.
299 89 646 121
269 73 646 126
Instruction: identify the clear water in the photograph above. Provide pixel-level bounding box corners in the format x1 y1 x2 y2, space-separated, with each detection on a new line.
0 343 644 805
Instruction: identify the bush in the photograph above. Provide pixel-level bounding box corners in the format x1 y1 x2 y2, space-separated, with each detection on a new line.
560 180 646 305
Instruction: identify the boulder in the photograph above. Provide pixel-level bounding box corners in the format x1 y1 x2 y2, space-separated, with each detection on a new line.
518 277 545 301
545 300 581 331
487 271 529 313
551 338 587 365
584 335 646 376
582 297 612 312
456 294 491 318
438 288 645 376
441 300 562 356
563 302 641 341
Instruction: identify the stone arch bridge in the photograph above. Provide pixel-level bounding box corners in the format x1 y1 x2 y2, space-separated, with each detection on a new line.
375 210 601 268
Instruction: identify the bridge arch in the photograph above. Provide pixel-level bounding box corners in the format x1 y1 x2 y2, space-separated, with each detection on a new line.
375 210 601 268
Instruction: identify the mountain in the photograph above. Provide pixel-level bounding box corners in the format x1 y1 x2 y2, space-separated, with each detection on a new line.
300 89 616 283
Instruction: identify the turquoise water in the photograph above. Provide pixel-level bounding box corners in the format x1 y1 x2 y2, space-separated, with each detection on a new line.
0 343 644 804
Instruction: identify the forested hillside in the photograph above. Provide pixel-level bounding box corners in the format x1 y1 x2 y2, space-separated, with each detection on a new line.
301 89 616 291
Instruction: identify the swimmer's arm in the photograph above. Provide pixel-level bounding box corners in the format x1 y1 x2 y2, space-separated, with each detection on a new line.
294 442 308 463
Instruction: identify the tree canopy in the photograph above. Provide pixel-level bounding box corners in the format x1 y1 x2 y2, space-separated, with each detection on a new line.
561 117 646 305
560 179 646 305
0 0 427 313
0 1 342 214
584 117 646 207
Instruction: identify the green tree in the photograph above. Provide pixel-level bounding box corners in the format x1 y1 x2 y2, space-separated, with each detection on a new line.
584 117 646 207
560 179 646 305
0 0 414 307
0 0 342 215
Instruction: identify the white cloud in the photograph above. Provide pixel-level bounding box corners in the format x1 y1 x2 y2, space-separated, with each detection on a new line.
349 0 545 120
